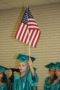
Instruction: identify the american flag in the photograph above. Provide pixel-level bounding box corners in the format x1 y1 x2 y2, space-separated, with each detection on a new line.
15 8 41 47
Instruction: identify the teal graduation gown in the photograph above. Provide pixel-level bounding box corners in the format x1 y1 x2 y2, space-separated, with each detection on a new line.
50 78 60 90
13 71 38 90
44 77 52 90
0 83 8 90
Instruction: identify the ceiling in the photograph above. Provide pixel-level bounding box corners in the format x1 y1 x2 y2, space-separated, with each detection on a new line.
0 0 60 10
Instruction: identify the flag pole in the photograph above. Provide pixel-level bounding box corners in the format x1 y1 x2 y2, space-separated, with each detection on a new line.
27 0 31 59
23 0 30 57
28 9 31 61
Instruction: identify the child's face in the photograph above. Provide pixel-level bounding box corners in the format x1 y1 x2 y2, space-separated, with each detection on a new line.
49 70 55 77
0 73 3 79
56 70 60 77
18 62 28 77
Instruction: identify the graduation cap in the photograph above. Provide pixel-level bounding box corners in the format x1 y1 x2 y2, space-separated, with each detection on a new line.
0 65 8 73
55 62 60 70
45 63 56 70
17 54 36 63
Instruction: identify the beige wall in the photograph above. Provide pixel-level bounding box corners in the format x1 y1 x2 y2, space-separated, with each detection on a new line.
0 3 60 90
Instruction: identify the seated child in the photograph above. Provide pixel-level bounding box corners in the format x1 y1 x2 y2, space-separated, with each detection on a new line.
9 68 19 90
44 63 56 90
50 62 60 90
0 66 8 90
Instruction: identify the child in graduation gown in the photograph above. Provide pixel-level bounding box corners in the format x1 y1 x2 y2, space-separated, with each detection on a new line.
13 54 38 90
9 68 19 90
44 63 56 90
0 66 8 90
50 62 60 90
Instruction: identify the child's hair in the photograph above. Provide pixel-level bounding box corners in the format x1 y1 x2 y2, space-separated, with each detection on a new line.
9 72 14 83
51 74 57 83
1 73 8 83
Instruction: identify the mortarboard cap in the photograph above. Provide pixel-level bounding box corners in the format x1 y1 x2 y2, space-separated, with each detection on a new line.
55 62 60 70
45 63 56 70
0 65 7 73
17 54 36 63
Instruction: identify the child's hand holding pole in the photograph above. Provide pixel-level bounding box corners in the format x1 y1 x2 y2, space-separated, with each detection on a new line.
28 59 34 76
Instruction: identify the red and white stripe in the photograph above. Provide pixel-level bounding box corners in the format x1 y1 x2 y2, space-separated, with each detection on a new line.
16 18 41 47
